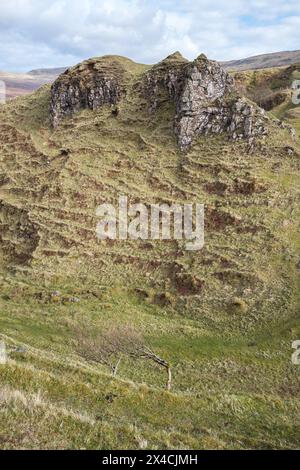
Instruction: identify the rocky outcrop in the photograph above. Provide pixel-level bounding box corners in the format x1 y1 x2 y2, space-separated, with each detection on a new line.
175 56 267 149
143 53 268 150
50 52 269 150
141 52 188 112
50 57 128 127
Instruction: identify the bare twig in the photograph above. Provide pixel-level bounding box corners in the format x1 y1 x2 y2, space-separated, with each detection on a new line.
76 324 172 389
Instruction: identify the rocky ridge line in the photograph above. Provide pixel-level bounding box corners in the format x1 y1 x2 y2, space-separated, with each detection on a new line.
50 52 269 150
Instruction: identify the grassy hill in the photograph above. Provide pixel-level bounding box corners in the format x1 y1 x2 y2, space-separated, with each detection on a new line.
0 55 299 449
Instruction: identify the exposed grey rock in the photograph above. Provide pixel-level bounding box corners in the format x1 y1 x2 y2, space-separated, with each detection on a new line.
142 52 188 112
51 290 61 298
142 53 269 150
68 296 80 303
0 341 7 364
51 52 269 150
50 57 127 127
285 146 294 155
11 345 27 354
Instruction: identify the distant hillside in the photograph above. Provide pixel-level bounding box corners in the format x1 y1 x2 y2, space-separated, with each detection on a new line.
221 50 300 71
0 68 67 100
0 71 42 99
27 67 68 78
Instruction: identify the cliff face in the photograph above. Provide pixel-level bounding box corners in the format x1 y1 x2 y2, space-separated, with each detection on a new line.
50 52 268 150
50 56 129 128
142 53 267 150
174 55 267 150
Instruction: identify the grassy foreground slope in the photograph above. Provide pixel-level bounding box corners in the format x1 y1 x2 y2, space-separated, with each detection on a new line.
0 55 299 449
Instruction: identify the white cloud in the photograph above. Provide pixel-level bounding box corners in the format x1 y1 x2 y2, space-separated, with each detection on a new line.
0 0 299 71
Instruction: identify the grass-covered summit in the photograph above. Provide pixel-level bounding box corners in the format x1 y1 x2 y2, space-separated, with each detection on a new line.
0 53 299 449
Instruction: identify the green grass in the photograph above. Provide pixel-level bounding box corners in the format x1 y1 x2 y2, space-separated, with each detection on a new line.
0 276 299 449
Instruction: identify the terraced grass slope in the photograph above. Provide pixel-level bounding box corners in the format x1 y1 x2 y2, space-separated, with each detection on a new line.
0 55 299 449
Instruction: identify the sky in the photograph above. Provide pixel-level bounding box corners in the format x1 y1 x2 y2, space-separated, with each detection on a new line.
0 0 299 72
